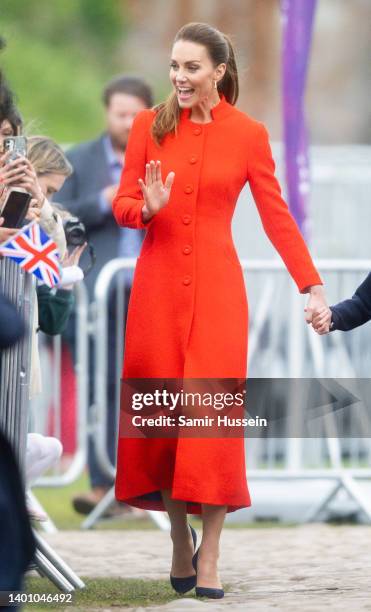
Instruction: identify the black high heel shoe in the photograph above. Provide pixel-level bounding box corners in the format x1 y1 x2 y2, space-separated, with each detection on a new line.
169 524 197 594
192 548 224 599
195 586 224 599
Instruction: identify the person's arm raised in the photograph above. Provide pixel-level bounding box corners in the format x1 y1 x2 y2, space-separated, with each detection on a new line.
112 111 174 230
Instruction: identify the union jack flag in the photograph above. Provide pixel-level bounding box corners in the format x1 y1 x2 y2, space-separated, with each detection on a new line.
0 221 61 287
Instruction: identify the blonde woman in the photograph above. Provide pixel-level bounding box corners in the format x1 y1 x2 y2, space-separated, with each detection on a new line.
0 136 70 258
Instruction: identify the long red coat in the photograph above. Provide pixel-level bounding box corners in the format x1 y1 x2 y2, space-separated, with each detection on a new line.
112 94 322 514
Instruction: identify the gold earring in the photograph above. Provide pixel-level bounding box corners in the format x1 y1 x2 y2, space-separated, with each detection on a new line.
214 80 217 89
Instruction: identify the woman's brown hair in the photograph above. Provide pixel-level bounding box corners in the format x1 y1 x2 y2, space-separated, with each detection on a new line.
151 22 239 146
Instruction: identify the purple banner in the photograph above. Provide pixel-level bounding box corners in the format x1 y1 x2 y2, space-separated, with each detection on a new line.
280 0 317 239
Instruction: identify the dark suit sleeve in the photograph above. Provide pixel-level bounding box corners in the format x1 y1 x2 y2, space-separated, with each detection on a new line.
330 272 371 331
57 148 110 230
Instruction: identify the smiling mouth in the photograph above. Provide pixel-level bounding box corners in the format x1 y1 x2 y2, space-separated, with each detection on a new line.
176 87 195 99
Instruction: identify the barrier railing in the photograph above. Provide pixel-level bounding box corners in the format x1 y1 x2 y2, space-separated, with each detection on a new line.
30 280 89 488
85 257 371 527
0 257 85 591
85 260 170 530
0 258 34 471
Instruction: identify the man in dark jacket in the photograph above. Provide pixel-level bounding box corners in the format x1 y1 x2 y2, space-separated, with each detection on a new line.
57 75 153 515
57 75 153 299
311 272 371 333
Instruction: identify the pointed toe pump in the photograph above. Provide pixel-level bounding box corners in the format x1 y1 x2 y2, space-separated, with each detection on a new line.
170 524 197 594
192 548 224 599
195 586 224 599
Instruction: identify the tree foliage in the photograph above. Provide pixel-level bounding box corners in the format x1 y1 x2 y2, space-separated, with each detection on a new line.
0 0 130 141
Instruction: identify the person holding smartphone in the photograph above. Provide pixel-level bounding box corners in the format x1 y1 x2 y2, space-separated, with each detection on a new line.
0 77 60 236
0 146 33 231
0 112 27 242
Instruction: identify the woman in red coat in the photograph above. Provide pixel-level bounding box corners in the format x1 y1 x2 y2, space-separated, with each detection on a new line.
113 22 327 598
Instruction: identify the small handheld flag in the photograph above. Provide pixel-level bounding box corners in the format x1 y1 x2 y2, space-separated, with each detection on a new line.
0 221 61 288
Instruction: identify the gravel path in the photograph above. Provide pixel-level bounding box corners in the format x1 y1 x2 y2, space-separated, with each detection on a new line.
41 525 371 611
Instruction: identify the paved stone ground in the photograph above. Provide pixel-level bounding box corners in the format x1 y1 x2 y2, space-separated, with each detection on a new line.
40 525 371 611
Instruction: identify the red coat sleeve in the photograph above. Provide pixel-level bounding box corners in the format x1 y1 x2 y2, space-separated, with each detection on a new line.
112 110 156 230
248 122 323 293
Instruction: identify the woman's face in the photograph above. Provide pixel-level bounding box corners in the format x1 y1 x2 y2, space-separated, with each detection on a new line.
0 119 15 151
169 40 226 108
37 172 66 200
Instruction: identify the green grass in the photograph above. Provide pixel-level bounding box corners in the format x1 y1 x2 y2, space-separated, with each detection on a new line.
1 1 128 143
24 576 231 610
33 473 95 531
32 472 157 530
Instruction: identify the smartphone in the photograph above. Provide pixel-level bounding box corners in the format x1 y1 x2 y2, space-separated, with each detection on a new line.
3 136 27 163
0 189 32 228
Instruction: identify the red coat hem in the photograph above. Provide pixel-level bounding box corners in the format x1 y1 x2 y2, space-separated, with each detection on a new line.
115 483 251 515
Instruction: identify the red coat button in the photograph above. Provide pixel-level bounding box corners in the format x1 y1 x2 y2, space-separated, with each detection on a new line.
182 276 192 286
193 127 202 136
189 156 198 164
182 214 191 225
183 245 192 255
184 184 194 194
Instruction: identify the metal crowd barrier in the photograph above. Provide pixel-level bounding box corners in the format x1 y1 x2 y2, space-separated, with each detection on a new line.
0 258 34 470
244 259 371 523
26 279 89 537
85 257 371 528
0 257 85 592
29 280 89 492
